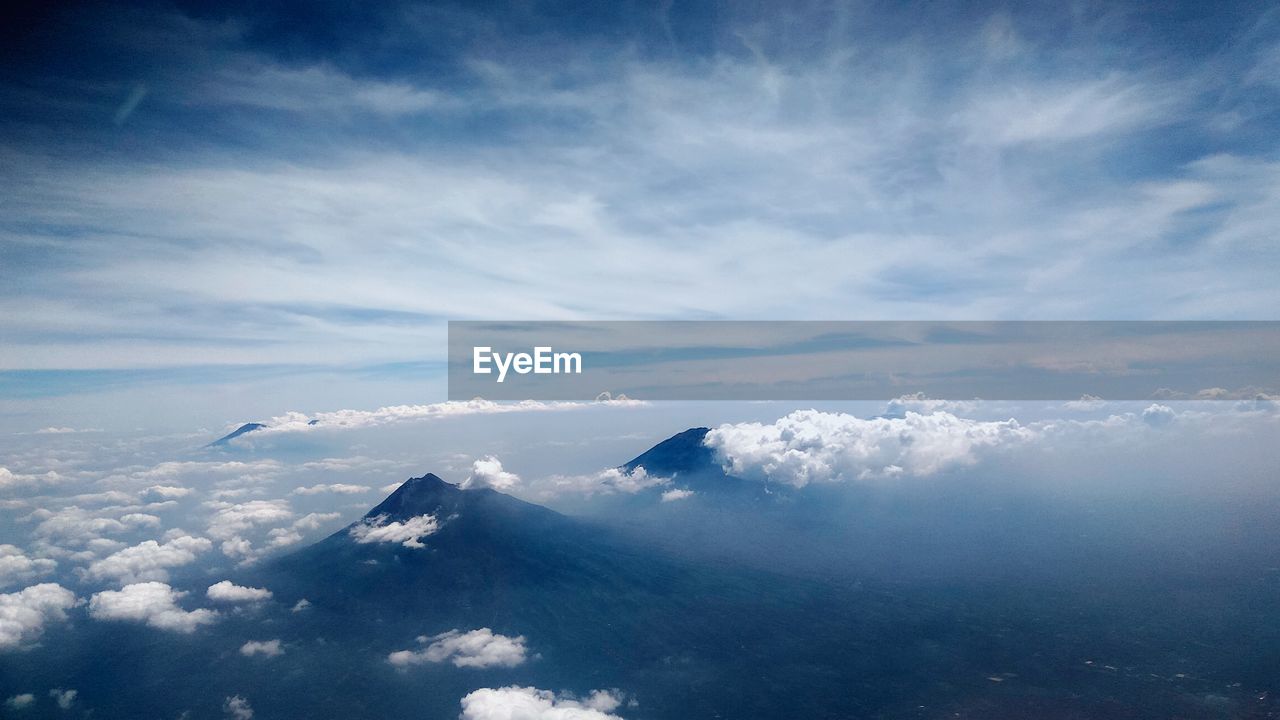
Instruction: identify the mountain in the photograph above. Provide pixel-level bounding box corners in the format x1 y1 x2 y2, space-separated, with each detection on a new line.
616 427 778 498
250 472 897 719
621 427 717 476
206 422 265 447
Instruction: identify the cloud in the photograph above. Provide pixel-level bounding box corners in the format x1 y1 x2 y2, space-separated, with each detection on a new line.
291 483 371 495
28 506 163 552
207 581 272 603
0 545 57 589
460 457 521 492
883 394 978 417
224 511 344 561
459 687 626 720
705 410 1034 486
224 695 254 720
244 399 638 437
0 468 63 493
660 488 694 502
205 499 295 560
86 535 213 584
0 583 77 649
290 599 311 612
5 694 35 709
389 628 528 669
142 485 195 502
49 689 76 710
88 582 217 633
206 499 294 539
540 466 670 497
1141 403 1177 427
1063 394 1107 411
349 514 439 548
955 75 1173 146
239 639 283 657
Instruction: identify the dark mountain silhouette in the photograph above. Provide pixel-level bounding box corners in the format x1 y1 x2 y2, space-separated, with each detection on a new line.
621 427 716 476
249 472 894 719
206 422 266 447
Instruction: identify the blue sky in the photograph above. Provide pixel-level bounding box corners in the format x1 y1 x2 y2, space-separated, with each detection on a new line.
1 0 1279 429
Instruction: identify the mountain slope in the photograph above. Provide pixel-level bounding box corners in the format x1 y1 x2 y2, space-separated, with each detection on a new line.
206 422 265 447
252 472 894 719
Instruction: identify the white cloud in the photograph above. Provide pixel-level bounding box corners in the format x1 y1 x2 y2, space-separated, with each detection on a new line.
207 581 272 603
660 488 694 502
884 394 977 417
291 483 371 495
0 583 77 649
349 514 439 549
389 628 528 669
1063 394 1106 411
49 689 76 710
0 467 63 492
206 500 294 539
249 399 636 437
291 512 341 531
29 507 142 549
290 598 311 612
705 410 1034 486
0 545 56 589
224 695 254 720
119 513 161 527
541 466 670 497
956 76 1171 146
220 510 342 560
459 687 626 720
5 694 35 709
88 582 217 633
205 499 295 558
461 457 521 492
86 535 213 584
1142 403 1177 427
240 639 283 657
142 485 195 502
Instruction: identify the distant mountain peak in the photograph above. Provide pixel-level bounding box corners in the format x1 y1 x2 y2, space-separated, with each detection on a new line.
206 422 266 447
622 427 715 476
366 473 461 519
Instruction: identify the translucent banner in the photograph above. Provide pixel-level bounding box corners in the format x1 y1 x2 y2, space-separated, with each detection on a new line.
447 321 1280 401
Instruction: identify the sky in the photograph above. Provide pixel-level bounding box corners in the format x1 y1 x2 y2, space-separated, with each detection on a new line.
1 0 1279 431
3 8 1280 716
